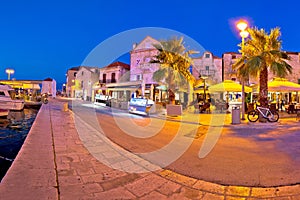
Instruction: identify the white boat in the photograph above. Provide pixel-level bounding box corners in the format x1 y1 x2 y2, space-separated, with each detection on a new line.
24 100 42 108
0 109 9 118
0 84 25 111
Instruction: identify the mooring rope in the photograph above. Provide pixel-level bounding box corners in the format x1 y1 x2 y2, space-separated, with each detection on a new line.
0 155 14 162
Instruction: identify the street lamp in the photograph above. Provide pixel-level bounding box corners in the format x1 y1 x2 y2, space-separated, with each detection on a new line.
236 20 249 120
5 68 15 80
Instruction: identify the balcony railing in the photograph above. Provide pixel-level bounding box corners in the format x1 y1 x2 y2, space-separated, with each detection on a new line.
199 70 215 77
100 79 117 84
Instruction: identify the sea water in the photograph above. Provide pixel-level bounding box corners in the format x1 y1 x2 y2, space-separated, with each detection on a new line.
0 108 38 182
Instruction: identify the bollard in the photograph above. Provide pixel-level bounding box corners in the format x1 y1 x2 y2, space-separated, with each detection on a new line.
62 103 68 112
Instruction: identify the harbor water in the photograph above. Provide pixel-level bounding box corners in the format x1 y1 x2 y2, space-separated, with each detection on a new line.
0 108 39 182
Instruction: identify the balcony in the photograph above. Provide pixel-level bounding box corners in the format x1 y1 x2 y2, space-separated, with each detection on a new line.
199 70 215 77
100 79 117 84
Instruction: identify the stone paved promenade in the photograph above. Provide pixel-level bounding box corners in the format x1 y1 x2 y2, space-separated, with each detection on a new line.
1 99 300 199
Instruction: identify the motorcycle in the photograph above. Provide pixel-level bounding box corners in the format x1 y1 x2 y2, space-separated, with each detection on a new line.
41 93 49 104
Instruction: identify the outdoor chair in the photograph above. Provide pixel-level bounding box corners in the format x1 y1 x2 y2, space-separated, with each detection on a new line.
215 103 224 113
287 104 295 114
194 104 200 113
200 102 211 113
269 103 277 113
247 103 255 113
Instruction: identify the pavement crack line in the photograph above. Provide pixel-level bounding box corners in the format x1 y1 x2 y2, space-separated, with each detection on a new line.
49 104 61 200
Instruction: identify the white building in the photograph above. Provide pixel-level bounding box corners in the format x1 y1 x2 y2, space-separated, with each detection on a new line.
75 66 99 101
41 78 57 97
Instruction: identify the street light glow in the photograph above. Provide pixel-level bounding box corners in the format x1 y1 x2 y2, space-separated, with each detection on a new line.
240 30 249 38
237 20 248 31
5 68 15 80
236 19 249 121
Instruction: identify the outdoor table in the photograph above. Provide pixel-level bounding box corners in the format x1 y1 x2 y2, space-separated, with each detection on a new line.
215 103 227 113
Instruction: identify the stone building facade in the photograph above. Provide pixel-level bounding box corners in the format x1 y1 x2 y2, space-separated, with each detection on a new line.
222 52 242 82
130 36 161 99
222 51 300 85
96 61 130 97
66 66 79 98
99 61 130 85
192 51 222 84
75 66 99 101
279 52 300 83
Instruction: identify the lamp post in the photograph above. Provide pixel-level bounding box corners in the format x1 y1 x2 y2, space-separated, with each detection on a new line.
5 68 15 80
237 20 249 120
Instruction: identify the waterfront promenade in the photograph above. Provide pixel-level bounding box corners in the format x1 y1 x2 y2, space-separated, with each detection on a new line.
1 98 300 200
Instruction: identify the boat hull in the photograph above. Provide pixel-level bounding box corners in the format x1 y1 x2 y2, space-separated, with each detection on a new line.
0 109 9 118
0 99 24 111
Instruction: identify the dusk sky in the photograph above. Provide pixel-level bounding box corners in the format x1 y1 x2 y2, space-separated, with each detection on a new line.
0 0 299 88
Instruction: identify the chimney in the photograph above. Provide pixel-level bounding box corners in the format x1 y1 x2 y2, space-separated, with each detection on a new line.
133 43 137 49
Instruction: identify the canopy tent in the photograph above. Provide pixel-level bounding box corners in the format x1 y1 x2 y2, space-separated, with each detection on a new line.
23 83 40 90
268 78 300 92
208 80 252 93
251 78 300 93
156 85 167 91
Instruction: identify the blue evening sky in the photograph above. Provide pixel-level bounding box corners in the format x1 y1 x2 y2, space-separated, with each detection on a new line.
0 0 299 88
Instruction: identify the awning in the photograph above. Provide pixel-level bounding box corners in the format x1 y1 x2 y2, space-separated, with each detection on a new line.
209 80 252 93
251 78 300 92
23 83 40 90
107 85 140 91
268 78 300 92
156 85 167 90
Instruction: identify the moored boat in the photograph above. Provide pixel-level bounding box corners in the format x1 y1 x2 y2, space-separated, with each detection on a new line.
0 109 9 118
24 100 42 108
0 84 24 111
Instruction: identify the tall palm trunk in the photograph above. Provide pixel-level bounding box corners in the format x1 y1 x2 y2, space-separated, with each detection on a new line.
259 66 268 122
259 66 268 107
168 68 175 105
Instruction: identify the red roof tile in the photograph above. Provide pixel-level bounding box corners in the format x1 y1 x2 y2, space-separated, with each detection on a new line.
104 61 130 70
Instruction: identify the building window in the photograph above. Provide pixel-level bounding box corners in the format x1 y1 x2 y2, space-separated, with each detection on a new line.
103 74 106 83
0 91 5 96
81 71 84 75
111 73 116 83
205 66 209 71
205 53 210 58
81 81 83 88
144 57 151 63
74 72 77 77
232 55 236 59
137 74 141 80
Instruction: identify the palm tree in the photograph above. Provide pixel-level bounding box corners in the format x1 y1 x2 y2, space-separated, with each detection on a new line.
151 37 196 105
233 27 292 109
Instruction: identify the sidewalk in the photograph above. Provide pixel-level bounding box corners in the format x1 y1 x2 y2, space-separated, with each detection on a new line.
153 105 300 128
1 99 300 199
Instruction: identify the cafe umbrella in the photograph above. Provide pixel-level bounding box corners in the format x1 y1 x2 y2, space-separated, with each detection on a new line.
208 80 252 93
268 77 300 92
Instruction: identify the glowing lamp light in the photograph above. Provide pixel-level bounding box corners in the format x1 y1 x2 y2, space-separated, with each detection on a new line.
236 19 249 121
240 30 249 38
5 68 15 80
237 20 248 31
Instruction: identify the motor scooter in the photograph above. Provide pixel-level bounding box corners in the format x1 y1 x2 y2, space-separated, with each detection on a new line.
42 93 49 104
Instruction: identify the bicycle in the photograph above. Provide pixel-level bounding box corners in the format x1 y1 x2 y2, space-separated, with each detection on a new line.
247 106 279 122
